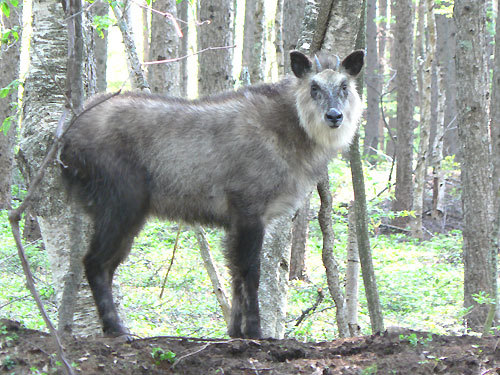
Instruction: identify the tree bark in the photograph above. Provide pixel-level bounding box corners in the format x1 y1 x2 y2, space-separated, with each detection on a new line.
259 216 292 339
112 2 150 91
280 0 303 75
142 1 150 62
377 0 388 76
289 195 310 281
435 13 459 158
296 0 319 53
18 0 102 337
240 0 265 83
177 0 189 96
491 0 500 322
317 175 349 337
454 0 496 331
392 0 415 227
148 0 180 95
363 0 380 159
196 0 234 96
345 202 360 336
0 4 22 209
411 0 436 238
92 2 108 92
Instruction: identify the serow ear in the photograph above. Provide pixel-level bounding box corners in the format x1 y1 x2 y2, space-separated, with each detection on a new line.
290 51 313 78
340 50 365 77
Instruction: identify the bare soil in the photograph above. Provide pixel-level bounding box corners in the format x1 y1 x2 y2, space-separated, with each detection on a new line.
1 319 500 374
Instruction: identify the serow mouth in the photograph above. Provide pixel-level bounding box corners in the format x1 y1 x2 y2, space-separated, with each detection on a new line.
326 118 343 129
325 109 343 128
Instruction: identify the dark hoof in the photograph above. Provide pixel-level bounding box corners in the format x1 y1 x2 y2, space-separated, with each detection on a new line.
243 328 262 340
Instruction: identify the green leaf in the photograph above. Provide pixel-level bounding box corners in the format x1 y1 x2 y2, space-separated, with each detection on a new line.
8 0 17 7
1 117 12 135
0 1 10 18
0 87 10 98
1 30 10 44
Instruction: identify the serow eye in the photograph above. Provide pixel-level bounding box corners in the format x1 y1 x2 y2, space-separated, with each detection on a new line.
341 82 348 93
310 84 320 99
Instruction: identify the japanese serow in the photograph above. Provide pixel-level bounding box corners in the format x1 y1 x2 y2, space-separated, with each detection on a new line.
60 49 364 339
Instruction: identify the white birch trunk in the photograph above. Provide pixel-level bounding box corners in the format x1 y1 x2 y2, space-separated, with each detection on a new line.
411 0 436 238
259 215 292 339
345 202 360 336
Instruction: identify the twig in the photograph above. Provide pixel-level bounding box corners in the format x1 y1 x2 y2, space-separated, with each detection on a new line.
9 219 74 375
159 224 182 299
172 342 211 368
143 45 237 66
130 0 183 37
295 288 325 327
169 338 262 369
0 295 30 310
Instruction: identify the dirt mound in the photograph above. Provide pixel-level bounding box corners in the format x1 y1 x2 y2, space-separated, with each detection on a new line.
1 319 499 374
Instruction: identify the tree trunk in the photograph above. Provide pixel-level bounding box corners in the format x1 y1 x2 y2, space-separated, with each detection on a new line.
240 0 265 83
345 202 360 336
275 0 284 75
411 0 436 238
177 0 189 96
259 216 292 339
0 4 22 209
281 0 303 75
143 2 150 65
18 0 102 337
435 13 459 158
92 2 108 92
289 195 310 281
347 0 384 334
430 10 447 221
491 0 500 322
363 0 380 159
296 0 319 53
196 0 234 96
377 0 388 76
454 0 496 331
430 64 446 221
112 3 150 91
148 0 180 95
392 0 415 228
317 175 349 337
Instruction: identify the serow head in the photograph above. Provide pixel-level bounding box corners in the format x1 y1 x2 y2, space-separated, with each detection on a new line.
290 49 364 130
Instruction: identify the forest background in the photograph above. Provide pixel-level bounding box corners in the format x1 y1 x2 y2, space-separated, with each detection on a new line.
0 0 498 348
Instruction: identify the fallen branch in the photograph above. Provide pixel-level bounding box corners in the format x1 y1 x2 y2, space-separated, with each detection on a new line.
171 338 261 369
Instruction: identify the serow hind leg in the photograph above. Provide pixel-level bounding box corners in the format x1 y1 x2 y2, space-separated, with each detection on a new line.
227 218 264 339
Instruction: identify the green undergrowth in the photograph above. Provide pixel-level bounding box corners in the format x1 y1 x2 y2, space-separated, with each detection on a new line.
0 159 466 341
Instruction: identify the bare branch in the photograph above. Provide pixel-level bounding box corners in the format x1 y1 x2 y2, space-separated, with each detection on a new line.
159 224 182 299
143 45 237 66
194 226 231 325
130 0 183 37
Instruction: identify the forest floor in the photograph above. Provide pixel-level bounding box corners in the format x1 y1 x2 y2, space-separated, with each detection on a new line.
1 319 500 375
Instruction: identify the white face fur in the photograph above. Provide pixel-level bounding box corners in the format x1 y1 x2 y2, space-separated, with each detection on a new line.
295 68 362 150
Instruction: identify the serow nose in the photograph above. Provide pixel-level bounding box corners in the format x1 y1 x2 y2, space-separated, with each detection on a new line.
325 108 343 128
